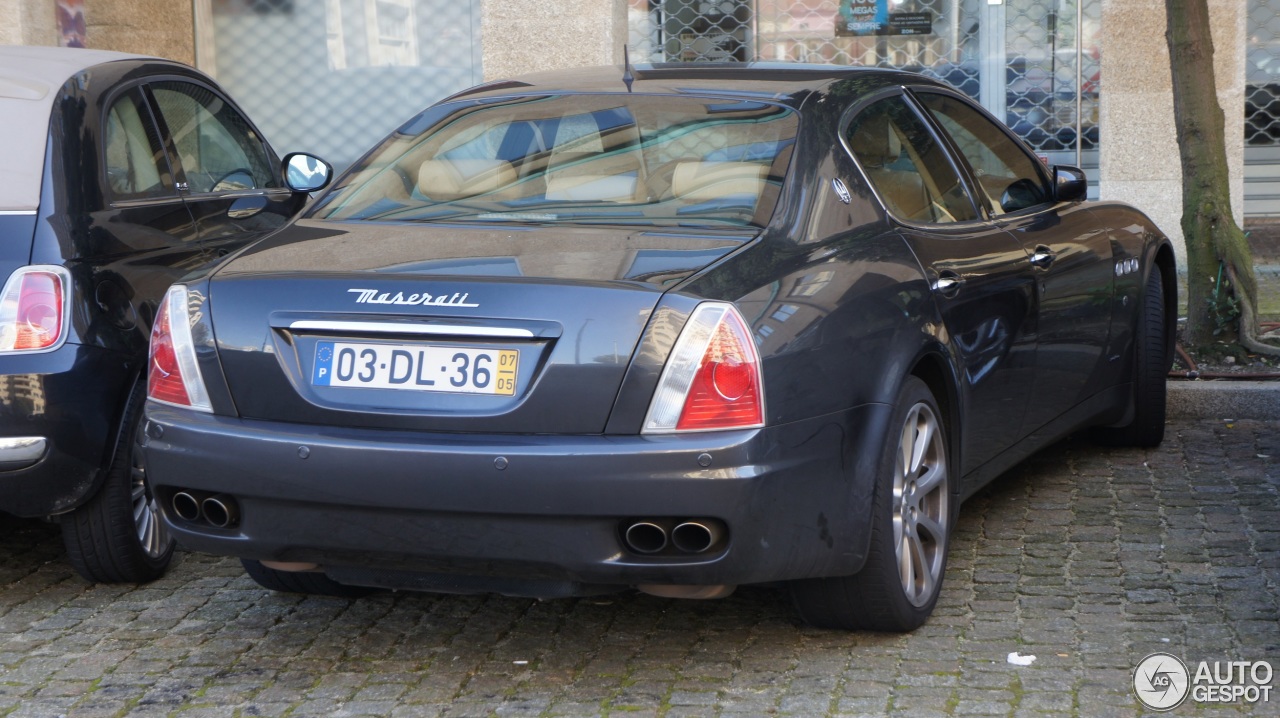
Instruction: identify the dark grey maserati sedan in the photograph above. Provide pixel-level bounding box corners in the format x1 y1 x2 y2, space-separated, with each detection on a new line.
142 63 1175 631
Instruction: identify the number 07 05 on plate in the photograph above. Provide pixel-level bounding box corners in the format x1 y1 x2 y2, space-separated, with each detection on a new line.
311 341 519 396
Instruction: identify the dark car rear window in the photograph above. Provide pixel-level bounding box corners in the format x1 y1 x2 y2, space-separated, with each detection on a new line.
315 94 798 229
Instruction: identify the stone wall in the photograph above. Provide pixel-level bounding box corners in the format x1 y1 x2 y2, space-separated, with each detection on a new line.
84 0 195 63
1099 0 1246 263
480 0 627 81
0 0 193 62
0 0 57 46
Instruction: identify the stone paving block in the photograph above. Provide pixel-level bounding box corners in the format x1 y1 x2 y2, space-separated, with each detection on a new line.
0 420 1274 716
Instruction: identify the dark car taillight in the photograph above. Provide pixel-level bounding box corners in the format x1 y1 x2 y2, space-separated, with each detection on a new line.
0 266 71 352
148 285 212 412
643 302 765 433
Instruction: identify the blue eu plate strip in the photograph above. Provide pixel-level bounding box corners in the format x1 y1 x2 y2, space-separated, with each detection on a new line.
313 341 334 386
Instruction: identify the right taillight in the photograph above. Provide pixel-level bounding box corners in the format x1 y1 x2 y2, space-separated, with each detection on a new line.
0 266 71 353
148 285 212 412
643 302 765 433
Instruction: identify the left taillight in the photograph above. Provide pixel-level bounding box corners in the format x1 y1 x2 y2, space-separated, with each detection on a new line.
148 285 212 412
0 266 71 352
643 302 765 434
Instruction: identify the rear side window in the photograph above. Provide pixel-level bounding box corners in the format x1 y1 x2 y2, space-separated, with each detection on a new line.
103 89 171 198
148 81 277 194
845 96 977 224
915 93 1049 215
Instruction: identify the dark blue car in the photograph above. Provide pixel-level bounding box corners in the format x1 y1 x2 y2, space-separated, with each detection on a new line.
0 46 326 583
141 63 1175 631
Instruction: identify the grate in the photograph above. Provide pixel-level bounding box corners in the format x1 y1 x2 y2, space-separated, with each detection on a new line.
629 0 1100 157
203 0 482 171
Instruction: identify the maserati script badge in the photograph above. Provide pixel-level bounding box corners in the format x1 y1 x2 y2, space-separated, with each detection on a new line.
348 288 479 308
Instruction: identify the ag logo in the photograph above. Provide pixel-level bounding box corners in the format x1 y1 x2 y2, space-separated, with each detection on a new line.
1134 652 1191 711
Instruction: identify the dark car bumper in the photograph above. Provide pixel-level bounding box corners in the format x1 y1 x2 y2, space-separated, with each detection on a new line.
0 343 132 517
144 401 893 596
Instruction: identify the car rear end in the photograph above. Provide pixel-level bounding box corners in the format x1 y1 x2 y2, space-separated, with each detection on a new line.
142 87 884 596
0 56 133 518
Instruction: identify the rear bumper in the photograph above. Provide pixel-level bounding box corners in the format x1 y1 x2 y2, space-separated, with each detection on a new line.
144 401 893 594
0 344 131 517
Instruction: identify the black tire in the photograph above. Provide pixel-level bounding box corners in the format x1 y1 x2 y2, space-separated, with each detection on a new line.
1094 266 1169 447
61 381 175 583
790 376 953 632
241 559 376 598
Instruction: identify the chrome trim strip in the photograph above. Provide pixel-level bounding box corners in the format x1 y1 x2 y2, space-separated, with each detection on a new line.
289 320 534 339
0 437 47 463
0 210 37 216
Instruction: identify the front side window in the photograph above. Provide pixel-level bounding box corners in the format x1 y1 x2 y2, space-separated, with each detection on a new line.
316 95 798 229
845 96 977 225
915 92 1049 215
103 89 170 198
148 81 276 194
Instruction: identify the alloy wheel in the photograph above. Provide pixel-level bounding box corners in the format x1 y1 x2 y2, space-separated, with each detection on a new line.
893 402 949 607
129 433 169 559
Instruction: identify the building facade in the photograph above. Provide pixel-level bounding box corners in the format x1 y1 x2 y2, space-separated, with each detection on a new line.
0 0 1259 264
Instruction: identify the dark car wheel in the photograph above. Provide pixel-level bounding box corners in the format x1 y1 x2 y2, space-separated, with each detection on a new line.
62 382 174 583
790 376 952 632
241 559 377 598
1094 265 1168 447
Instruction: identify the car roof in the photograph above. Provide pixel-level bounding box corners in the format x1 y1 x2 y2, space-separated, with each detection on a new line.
448 62 941 107
0 46 160 212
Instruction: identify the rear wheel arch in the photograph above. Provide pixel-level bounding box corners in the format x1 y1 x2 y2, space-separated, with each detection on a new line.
907 350 961 492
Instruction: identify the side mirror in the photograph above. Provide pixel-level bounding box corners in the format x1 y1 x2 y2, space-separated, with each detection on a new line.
1052 165 1087 203
283 152 333 193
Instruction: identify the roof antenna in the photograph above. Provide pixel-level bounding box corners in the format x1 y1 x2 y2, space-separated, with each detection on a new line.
622 45 635 93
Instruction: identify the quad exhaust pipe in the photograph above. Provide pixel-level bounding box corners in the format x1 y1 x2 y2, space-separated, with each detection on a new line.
201 495 239 528
623 521 669 554
172 491 201 522
671 521 722 554
169 489 240 529
621 518 726 555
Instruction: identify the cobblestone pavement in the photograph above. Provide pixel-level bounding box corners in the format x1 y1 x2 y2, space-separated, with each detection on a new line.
0 419 1276 717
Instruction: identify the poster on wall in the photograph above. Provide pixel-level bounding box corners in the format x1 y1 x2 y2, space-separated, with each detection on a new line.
56 0 86 48
835 0 933 37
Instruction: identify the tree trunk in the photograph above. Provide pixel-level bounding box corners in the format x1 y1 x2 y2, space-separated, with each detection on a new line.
1165 0 1258 349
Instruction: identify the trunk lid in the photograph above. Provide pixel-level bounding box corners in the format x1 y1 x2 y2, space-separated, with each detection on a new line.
207 220 747 433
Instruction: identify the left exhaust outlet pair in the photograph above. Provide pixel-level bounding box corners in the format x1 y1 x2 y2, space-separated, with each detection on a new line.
171 490 240 528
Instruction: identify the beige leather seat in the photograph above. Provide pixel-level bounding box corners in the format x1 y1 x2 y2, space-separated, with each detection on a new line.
670 161 767 201
848 113 932 221
417 159 517 200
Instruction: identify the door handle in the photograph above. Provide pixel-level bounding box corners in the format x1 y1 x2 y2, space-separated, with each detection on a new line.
1030 245 1056 268
931 271 964 295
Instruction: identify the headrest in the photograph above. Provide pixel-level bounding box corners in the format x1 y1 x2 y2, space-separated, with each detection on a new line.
848 112 901 168
418 159 516 200
671 162 767 200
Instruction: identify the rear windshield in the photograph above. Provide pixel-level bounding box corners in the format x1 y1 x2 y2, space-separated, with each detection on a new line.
314 94 798 229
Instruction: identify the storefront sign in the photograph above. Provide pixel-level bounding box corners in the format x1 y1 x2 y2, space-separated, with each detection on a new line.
836 0 934 37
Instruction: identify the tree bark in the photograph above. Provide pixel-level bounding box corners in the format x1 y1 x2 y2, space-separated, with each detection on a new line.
1165 0 1267 351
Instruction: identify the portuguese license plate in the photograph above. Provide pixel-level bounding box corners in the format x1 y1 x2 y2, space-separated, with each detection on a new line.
311 341 518 396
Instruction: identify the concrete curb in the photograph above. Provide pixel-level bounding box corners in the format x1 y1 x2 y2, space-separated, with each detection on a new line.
1167 380 1280 420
